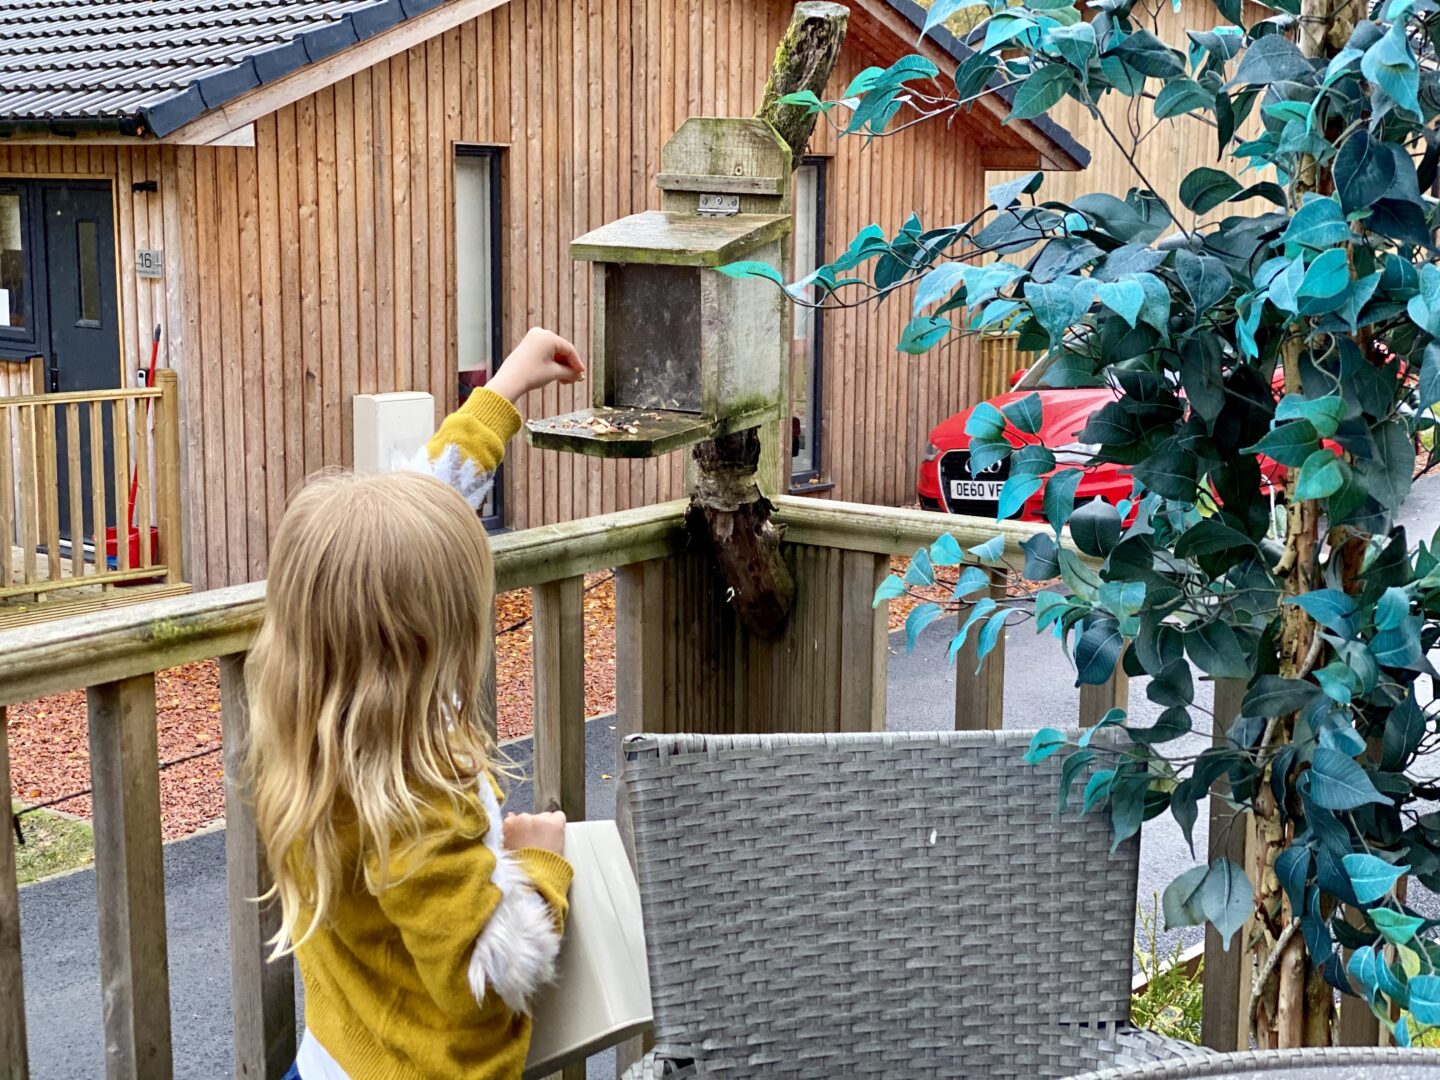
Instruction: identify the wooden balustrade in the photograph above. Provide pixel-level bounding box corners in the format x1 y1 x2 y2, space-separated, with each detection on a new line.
0 370 186 616
0 495 1271 1078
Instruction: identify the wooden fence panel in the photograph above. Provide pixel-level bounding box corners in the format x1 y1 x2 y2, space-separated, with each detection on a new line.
87 674 173 1080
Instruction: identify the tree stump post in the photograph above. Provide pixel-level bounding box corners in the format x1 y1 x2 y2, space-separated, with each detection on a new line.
687 2 849 639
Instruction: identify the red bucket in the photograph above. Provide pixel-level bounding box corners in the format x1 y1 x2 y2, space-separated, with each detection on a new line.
103 526 164 585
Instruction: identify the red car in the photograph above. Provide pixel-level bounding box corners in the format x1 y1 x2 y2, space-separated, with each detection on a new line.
917 353 1286 520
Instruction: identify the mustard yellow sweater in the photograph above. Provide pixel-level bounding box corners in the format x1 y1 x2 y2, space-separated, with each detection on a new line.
413 387 523 509
297 389 571 1079
297 785 573 1080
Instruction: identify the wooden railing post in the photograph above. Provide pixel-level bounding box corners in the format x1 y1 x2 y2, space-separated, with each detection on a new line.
838 551 887 732
154 372 184 586
1202 677 1253 1051
1079 655 1129 727
220 655 296 1080
0 705 30 1080
613 561 663 1079
87 674 172 1080
954 569 1006 731
532 577 586 821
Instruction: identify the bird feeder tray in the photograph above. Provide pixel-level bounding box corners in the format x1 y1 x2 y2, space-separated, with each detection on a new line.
525 117 793 460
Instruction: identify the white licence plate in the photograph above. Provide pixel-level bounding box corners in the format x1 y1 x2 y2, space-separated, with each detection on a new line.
951 480 1003 500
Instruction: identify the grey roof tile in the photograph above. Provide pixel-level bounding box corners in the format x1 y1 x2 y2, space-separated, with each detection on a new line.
0 0 421 135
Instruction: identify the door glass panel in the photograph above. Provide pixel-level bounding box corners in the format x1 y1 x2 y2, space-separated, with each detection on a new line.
791 163 822 477
0 194 26 329
77 219 99 323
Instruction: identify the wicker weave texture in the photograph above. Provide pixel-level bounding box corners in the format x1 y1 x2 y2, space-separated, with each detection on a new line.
1065 1046 1440 1079
622 730 1151 1079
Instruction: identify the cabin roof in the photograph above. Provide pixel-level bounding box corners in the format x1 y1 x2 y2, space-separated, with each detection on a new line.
0 0 444 136
0 0 1087 168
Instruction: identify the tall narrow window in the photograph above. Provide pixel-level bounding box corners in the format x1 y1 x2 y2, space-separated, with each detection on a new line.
76 220 100 324
790 159 826 487
0 192 28 332
455 147 504 529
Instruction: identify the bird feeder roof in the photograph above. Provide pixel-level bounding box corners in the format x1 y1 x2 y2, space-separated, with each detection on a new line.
570 210 792 268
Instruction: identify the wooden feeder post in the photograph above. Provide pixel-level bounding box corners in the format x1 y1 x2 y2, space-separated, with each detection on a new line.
525 3 848 638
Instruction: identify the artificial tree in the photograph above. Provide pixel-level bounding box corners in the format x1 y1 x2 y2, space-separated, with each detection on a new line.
723 0 1440 1049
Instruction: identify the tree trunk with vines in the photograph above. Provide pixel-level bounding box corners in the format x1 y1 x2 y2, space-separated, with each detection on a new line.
1250 0 1363 1047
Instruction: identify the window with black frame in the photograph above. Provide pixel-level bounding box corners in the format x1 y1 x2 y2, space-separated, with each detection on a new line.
454 146 505 531
790 158 827 490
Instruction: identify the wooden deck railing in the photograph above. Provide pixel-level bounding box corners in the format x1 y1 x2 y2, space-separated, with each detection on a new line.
0 496 1267 1080
0 368 185 604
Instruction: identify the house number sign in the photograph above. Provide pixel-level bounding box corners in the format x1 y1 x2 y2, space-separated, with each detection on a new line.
136 249 164 279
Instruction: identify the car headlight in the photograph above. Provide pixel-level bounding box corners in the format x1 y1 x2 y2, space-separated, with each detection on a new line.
1053 441 1098 466
923 441 942 462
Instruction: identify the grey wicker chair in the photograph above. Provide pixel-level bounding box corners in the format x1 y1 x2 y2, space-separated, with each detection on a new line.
619 730 1211 1079
1065 1046 1440 1079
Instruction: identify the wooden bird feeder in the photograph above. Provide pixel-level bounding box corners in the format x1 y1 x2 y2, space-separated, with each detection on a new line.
525 117 792 458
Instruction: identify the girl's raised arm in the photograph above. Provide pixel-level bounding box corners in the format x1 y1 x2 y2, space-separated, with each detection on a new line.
412 327 585 508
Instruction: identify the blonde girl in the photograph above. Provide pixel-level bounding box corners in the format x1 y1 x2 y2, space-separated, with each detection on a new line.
245 329 586 1080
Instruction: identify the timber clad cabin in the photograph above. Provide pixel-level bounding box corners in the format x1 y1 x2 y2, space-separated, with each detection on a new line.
0 0 1086 594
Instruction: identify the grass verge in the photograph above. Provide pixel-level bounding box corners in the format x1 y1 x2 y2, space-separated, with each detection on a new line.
11 803 95 885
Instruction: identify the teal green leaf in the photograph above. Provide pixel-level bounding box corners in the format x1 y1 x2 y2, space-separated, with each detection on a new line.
1096 280 1145 327
1163 865 1209 929
904 547 935 586
873 574 906 607
897 315 951 354
949 597 998 664
1342 852 1411 904
969 535 1006 563
1409 976 1440 1025
998 474 1043 520
1282 589 1357 636
1371 908 1423 946
1375 586 1409 632
966 401 1007 440
1295 450 1346 500
1179 167 1242 214
912 263 966 314
1023 727 1067 764
1281 196 1349 250
929 533 965 566
1079 707 1126 747
1201 857 1254 950
1349 945 1382 1004
1243 420 1319 467
1044 468 1083 536
974 607 1009 671
1274 394 1344 439
951 566 990 599
1361 21 1421 117
905 601 944 651
1048 21 1097 70
776 90 823 110
1154 78 1212 118
1297 248 1351 303
1007 65 1074 122
1082 768 1117 815
715 260 783 283
1001 392 1044 435
1057 747 1096 812
1310 746 1394 810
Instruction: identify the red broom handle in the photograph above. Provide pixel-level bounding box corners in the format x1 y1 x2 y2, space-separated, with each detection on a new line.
126 324 162 531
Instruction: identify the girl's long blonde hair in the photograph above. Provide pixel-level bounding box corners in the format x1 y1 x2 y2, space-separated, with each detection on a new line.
244 469 498 957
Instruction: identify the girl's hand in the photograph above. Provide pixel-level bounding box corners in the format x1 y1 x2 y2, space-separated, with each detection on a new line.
487 328 586 404
503 810 566 856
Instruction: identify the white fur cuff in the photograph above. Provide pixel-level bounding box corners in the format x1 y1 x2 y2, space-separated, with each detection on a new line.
467 781 562 1014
